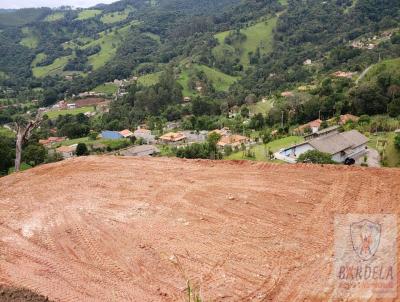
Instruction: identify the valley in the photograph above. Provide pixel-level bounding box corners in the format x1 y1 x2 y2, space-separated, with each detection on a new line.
0 0 399 176
0 0 400 301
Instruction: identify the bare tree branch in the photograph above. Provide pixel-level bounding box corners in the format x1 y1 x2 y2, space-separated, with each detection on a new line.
14 112 43 172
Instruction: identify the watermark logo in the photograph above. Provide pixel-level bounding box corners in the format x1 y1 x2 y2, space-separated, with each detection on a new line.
334 214 397 299
350 219 381 261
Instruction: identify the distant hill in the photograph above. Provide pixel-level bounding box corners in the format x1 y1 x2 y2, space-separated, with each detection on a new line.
0 7 51 26
0 0 398 113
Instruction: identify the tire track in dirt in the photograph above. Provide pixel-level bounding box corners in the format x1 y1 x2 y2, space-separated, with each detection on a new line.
0 157 399 301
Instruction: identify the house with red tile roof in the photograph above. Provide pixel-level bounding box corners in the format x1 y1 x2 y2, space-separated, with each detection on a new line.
159 132 187 144
294 119 322 134
217 134 249 148
39 137 67 147
119 129 134 138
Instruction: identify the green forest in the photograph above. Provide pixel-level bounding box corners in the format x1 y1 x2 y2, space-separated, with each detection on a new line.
1 0 400 172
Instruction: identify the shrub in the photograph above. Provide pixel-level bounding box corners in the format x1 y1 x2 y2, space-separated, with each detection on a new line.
76 143 89 156
394 134 400 150
297 150 335 164
88 131 99 140
224 145 233 156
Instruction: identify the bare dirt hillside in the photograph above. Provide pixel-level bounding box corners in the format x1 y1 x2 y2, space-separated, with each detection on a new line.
0 156 399 301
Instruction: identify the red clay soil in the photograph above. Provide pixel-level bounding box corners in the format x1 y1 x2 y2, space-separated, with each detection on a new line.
0 156 399 301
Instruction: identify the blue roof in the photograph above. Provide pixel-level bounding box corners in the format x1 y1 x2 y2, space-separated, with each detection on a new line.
101 130 123 140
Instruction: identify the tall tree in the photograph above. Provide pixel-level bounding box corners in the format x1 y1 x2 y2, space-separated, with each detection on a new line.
14 113 42 172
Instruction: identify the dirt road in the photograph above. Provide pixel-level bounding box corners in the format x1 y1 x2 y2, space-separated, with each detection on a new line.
0 157 399 301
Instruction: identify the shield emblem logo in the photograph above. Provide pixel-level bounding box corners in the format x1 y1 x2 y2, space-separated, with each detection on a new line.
350 219 381 261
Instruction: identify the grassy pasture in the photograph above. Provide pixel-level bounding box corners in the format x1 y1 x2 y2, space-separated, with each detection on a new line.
138 72 163 86
44 12 65 22
45 106 95 119
177 64 239 96
225 136 304 161
195 64 238 91
101 6 134 24
84 21 140 70
76 9 102 20
248 99 274 115
368 132 400 167
213 16 277 68
94 83 118 94
20 27 39 48
363 58 400 83
32 56 71 78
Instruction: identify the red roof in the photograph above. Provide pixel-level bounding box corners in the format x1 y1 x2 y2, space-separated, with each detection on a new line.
119 129 134 138
160 132 186 142
39 137 66 145
340 114 359 124
308 119 322 128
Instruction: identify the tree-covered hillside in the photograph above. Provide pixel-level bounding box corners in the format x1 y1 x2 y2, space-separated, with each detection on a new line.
0 0 399 128
237 0 400 96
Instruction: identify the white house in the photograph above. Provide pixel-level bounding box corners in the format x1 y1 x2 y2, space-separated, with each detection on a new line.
275 130 369 164
118 145 160 157
56 144 77 159
133 128 155 143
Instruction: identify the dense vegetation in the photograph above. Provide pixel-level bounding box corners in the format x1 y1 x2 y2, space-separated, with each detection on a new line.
0 0 400 171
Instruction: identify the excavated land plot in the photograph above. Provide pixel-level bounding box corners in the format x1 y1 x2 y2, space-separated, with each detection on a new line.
0 156 399 301
0 284 53 301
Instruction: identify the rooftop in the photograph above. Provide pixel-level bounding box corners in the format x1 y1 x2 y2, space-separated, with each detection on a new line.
217 134 249 147
308 130 368 154
56 145 76 153
159 132 186 142
119 129 134 138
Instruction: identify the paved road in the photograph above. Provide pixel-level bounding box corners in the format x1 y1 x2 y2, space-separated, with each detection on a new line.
356 65 373 84
356 148 381 167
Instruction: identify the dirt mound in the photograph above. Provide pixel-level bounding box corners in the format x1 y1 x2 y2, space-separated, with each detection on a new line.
0 285 52 302
0 156 399 301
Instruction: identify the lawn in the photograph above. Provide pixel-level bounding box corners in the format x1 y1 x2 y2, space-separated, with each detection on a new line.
58 136 90 146
8 163 32 174
0 71 8 80
76 9 102 20
248 98 274 115
213 16 277 68
84 21 140 70
100 6 133 24
194 64 238 91
44 12 65 22
367 132 400 167
59 137 131 150
31 53 47 67
0 98 16 105
32 20 139 77
143 32 161 43
0 127 15 138
138 72 162 86
94 83 118 94
32 55 71 78
45 106 95 119
177 64 239 96
225 136 304 161
20 27 39 49
363 58 400 83
177 70 193 97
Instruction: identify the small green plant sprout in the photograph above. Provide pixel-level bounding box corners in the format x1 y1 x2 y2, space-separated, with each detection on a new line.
186 281 203 302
